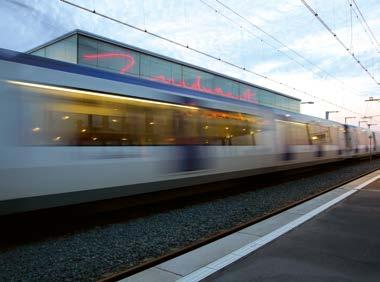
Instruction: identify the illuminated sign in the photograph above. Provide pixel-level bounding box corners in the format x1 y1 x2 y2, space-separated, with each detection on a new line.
83 52 135 74
150 75 256 103
83 52 257 103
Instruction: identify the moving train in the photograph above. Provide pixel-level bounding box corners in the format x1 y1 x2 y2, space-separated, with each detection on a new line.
0 48 379 215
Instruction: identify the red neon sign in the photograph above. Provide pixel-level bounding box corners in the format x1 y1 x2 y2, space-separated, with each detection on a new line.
82 52 135 74
82 52 257 103
150 75 256 103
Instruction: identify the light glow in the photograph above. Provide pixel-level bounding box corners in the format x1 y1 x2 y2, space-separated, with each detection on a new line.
6 80 199 110
151 75 257 103
82 53 257 104
32 127 40 132
82 52 135 74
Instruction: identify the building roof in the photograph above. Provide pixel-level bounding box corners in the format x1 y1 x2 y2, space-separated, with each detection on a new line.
27 29 301 103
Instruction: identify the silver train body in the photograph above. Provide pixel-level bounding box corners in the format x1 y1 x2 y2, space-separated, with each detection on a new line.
0 49 379 215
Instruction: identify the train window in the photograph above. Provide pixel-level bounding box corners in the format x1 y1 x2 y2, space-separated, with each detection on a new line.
329 126 341 145
358 129 369 146
21 85 262 146
308 124 331 145
276 120 309 145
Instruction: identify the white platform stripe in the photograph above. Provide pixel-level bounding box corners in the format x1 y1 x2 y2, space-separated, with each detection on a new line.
353 175 380 190
177 267 215 282
176 173 380 282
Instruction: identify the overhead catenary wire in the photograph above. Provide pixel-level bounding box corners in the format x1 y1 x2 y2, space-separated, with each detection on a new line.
348 0 379 56
198 0 365 112
351 0 380 52
201 0 376 116
199 0 314 75
213 0 364 96
301 0 380 86
59 0 362 115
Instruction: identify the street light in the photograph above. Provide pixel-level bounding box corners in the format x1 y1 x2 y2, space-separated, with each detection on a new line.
344 116 356 124
362 115 380 119
325 111 339 120
367 124 377 162
365 97 380 102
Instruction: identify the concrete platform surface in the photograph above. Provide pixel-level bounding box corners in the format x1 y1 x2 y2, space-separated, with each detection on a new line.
203 175 380 282
122 170 380 282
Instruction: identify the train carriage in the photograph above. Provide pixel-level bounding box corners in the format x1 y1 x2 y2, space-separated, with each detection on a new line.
0 48 378 215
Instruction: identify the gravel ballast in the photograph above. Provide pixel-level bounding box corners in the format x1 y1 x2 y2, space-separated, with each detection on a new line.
1 158 380 281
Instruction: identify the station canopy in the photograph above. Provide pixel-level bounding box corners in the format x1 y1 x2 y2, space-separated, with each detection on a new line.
28 30 300 113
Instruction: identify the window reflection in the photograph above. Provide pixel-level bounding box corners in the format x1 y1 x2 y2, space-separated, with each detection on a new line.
22 86 262 146
31 34 300 112
308 124 331 145
276 120 310 145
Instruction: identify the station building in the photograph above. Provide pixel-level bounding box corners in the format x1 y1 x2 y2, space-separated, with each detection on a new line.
28 30 300 113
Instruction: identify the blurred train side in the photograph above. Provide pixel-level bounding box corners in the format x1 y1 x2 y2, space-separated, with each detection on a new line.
0 50 379 215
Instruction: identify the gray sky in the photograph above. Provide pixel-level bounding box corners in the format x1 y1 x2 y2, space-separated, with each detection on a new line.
1 0 380 129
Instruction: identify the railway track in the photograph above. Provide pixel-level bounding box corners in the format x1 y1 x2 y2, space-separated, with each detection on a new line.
99 159 380 281
0 157 379 281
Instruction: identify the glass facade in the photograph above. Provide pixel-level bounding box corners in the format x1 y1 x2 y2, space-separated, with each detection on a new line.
30 32 300 113
31 35 77 64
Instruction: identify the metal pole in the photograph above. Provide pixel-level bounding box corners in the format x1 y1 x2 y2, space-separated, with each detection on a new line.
369 124 372 163
369 134 372 162
344 116 356 124
326 111 339 120
368 124 377 162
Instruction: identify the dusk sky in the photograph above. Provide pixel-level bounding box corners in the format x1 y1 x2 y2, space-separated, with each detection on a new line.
1 0 379 129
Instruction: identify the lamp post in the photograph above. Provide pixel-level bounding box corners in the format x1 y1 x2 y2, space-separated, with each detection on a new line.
367 124 377 162
362 115 380 119
325 110 339 120
365 97 380 102
344 116 356 124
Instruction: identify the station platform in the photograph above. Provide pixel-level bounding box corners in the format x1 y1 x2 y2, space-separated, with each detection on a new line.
124 170 380 282
204 175 380 282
